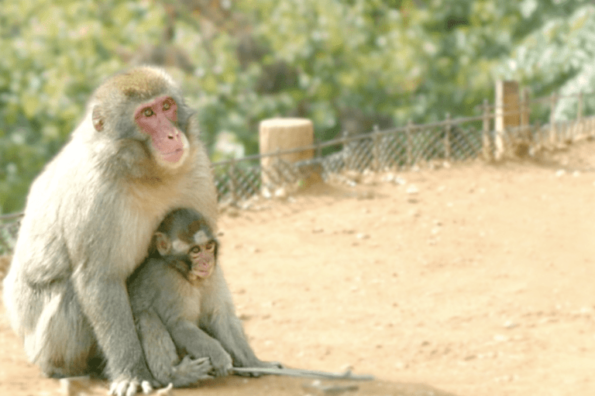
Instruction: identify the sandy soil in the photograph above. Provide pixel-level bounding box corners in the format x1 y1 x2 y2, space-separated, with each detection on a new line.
2 140 595 396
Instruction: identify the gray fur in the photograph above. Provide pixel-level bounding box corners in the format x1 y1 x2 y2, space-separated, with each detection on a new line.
2 67 218 396
128 209 278 386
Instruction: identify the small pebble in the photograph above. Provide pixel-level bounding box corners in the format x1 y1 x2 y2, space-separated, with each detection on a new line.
406 185 419 194
503 320 517 329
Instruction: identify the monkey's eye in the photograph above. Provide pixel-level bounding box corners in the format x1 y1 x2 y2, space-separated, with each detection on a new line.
143 108 154 117
205 241 215 251
163 101 171 111
190 246 201 254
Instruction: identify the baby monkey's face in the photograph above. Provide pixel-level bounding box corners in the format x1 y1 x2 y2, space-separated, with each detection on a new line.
186 234 217 281
155 225 218 282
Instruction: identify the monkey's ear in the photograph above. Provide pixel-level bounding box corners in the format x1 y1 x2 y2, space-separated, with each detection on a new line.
155 232 171 256
92 106 104 132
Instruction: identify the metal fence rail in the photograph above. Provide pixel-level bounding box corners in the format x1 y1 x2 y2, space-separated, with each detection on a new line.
213 115 488 205
1 91 595 254
213 112 595 207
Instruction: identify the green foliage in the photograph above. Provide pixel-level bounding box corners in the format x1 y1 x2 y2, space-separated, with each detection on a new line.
0 0 165 213
1 0 594 214
497 2 595 121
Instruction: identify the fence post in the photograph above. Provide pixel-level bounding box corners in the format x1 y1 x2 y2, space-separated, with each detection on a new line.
549 93 557 145
444 113 451 161
259 118 314 188
482 99 492 161
577 91 584 139
342 130 354 170
534 121 541 148
520 88 530 140
406 120 413 168
228 159 238 205
495 80 520 160
315 136 322 159
372 125 381 171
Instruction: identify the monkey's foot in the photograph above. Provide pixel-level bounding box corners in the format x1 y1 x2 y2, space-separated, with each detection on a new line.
109 377 153 396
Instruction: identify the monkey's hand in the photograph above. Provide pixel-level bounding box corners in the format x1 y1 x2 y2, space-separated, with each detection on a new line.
109 372 157 396
206 349 233 377
171 356 214 385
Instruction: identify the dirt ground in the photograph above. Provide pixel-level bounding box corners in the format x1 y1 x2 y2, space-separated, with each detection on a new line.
2 140 595 396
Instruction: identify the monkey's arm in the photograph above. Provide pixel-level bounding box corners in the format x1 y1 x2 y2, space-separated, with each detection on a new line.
72 273 155 395
166 319 232 377
199 271 281 373
205 313 281 372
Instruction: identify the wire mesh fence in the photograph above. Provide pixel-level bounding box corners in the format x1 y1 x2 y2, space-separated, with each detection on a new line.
2 91 595 254
212 114 492 207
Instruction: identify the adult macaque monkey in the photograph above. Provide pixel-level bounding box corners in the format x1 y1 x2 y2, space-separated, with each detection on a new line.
2 67 220 396
129 208 279 387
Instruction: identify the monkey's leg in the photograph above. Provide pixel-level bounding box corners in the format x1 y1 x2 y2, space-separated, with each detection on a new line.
71 275 156 396
137 311 213 387
27 283 98 378
167 320 232 377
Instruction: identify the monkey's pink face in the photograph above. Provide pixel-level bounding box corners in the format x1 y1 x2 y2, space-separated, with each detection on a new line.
134 95 186 164
188 240 216 281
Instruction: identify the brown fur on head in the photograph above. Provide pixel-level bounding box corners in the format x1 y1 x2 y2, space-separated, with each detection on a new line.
82 66 199 182
92 67 169 130
94 66 177 102
89 66 185 132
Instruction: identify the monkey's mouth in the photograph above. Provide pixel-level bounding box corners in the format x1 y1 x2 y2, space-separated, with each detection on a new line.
161 148 184 163
192 267 212 278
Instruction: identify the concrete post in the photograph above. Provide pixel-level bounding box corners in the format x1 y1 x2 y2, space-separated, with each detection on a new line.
259 118 314 188
495 81 520 160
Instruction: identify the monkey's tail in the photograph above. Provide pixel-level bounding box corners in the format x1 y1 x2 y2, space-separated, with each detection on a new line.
231 367 374 381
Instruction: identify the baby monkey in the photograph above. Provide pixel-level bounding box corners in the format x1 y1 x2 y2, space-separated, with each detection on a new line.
129 208 278 388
